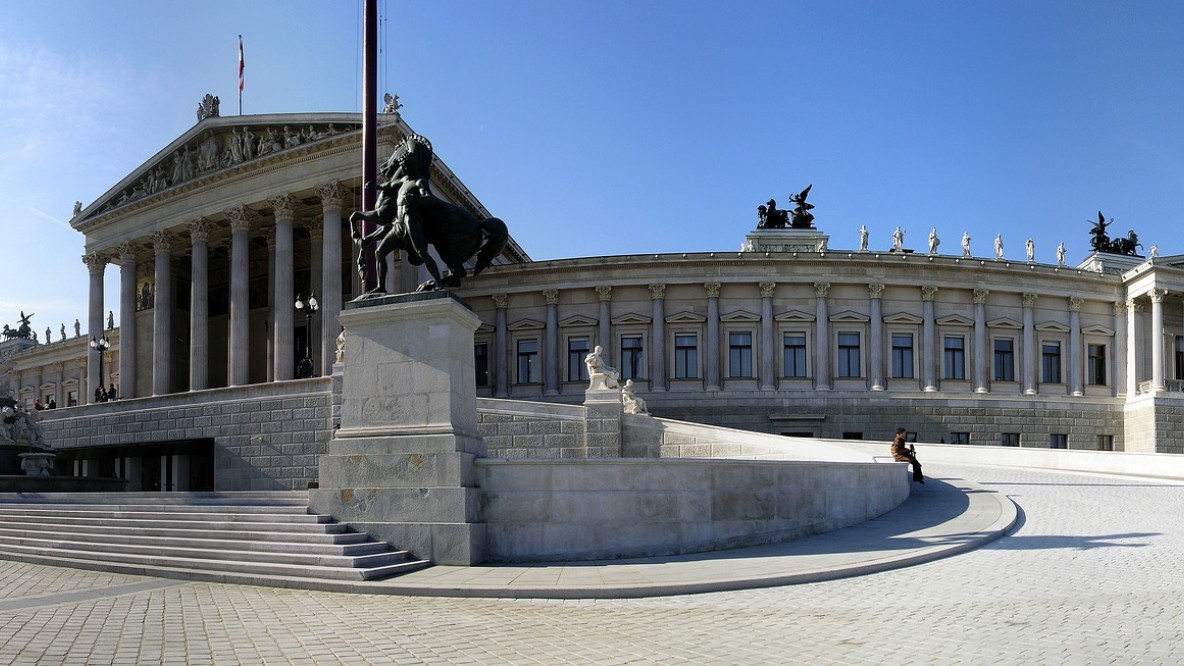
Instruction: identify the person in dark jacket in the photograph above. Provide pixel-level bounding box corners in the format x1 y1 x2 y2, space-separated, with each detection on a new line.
891 427 924 483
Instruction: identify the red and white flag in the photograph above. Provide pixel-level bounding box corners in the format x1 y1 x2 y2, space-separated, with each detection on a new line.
238 35 245 92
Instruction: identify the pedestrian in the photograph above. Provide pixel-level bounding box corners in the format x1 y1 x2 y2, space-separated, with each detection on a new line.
47 397 56 409
891 427 924 483
108 384 117 401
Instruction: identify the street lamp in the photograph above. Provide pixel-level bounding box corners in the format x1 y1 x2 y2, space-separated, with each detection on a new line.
295 292 320 378
90 334 110 401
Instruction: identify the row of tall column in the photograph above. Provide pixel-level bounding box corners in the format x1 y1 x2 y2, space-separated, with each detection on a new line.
85 181 348 402
483 282 1144 397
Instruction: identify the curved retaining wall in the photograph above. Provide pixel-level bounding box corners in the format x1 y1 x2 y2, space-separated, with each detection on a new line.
476 457 909 562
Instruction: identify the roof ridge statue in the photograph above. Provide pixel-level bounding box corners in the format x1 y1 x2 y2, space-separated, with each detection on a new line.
349 133 509 293
756 184 816 230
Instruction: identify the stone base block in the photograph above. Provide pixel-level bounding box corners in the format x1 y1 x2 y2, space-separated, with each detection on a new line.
345 521 486 566
317 451 477 487
310 486 480 524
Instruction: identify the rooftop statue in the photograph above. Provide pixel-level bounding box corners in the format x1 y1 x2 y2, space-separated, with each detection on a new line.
1089 211 1143 256
196 94 220 122
2 311 34 340
349 133 509 293
788 184 816 229
757 199 789 229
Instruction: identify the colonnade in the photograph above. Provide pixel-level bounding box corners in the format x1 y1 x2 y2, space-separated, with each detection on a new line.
480 280 1166 399
83 181 351 403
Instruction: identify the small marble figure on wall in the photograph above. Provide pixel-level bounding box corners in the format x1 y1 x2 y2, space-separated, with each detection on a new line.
585 345 620 391
621 379 650 415
961 231 972 257
994 234 1004 260
928 228 940 255
1026 238 1035 263
892 226 905 251
858 224 869 252
1056 242 1066 266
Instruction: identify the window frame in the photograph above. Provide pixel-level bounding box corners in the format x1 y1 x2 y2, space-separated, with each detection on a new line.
836 331 862 378
943 335 966 380
674 332 699 380
728 330 754 378
993 337 1015 382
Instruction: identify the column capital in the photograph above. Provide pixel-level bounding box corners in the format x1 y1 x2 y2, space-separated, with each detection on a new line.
542 289 559 305
973 288 989 304
492 293 509 309
1149 288 1167 303
269 193 297 220
1022 292 1038 307
306 218 325 241
1068 296 1085 311
703 281 721 299
813 282 830 298
82 252 108 274
595 285 613 302
1113 300 1127 315
226 205 257 233
921 285 939 301
1127 298 1144 312
187 218 212 244
316 180 346 211
648 284 666 300
150 231 173 255
758 281 776 299
868 282 884 299
116 242 138 264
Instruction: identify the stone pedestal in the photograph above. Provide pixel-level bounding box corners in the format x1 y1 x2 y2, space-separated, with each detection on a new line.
742 228 829 253
583 389 623 458
309 292 486 565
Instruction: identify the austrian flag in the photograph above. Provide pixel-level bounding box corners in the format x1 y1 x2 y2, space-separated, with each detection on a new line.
238 35 245 92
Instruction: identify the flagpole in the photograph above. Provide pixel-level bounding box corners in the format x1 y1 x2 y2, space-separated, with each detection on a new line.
360 0 378 292
238 35 244 115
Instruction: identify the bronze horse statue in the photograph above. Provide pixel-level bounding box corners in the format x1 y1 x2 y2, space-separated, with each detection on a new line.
349 134 508 292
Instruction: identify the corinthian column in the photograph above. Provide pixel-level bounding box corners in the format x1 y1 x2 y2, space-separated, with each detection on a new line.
1022 293 1037 395
1114 300 1127 396
83 252 108 403
117 242 137 398
595 286 613 365
1150 289 1166 392
227 206 255 386
705 282 721 391
1128 298 1143 393
493 294 509 397
543 289 560 396
922 285 938 392
868 283 884 391
151 232 173 395
759 281 776 391
1069 296 1084 396
650 284 666 392
973 289 989 393
271 194 296 381
188 220 211 391
318 180 345 375
814 282 831 391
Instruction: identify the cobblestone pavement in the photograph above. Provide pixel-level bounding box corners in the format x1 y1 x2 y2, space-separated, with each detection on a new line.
2 464 1183 665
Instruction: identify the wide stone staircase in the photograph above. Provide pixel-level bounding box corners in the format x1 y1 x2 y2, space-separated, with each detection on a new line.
0 492 431 589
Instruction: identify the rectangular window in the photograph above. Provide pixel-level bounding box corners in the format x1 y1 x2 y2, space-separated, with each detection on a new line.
994 338 1015 381
891 333 914 379
1087 344 1107 385
1001 432 1020 447
567 338 590 382
783 333 807 378
943 336 966 380
837 332 861 378
516 339 539 384
674 334 698 379
1041 341 1062 384
1050 433 1068 449
842 432 864 440
1176 336 1184 380
729 331 753 378
474 343 489 387
1097 435 1114 451
68 390 78 407
621 336 644 380
950 432 970 445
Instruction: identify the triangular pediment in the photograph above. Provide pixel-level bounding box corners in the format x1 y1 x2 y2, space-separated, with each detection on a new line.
508 318 545 331
720 310 761 323
612 313 652 325
774 309 815 323
829 310 870 323
666 311 706 324
936 314 974 327
883 312 923 325
73 113 365 228
987 317 1023 329
1082 324 1115 336
1035 321 1070 333
559 314 597 328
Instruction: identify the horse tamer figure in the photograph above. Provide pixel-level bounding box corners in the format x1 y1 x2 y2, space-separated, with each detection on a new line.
349 133 508 293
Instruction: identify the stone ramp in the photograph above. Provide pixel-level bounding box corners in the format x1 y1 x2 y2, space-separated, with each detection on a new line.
0 492 431 586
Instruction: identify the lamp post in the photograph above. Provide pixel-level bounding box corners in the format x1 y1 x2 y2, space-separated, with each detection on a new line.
90 334 110 401
295 292 320 378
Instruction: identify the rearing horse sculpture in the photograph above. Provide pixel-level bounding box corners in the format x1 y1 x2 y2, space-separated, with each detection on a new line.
349 133 508 292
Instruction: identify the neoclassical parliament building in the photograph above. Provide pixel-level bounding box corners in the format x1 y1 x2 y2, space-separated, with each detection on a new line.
4 105 1184 490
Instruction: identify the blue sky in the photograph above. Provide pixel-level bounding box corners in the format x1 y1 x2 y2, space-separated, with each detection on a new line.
2 1 1183 336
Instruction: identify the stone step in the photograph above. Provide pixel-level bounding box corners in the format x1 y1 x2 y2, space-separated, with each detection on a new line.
0 519 367 544
0 513 350 533
0 502 311 514
0 541 432 582
0 506 334 524
0 527 389 556
0 491 310 506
